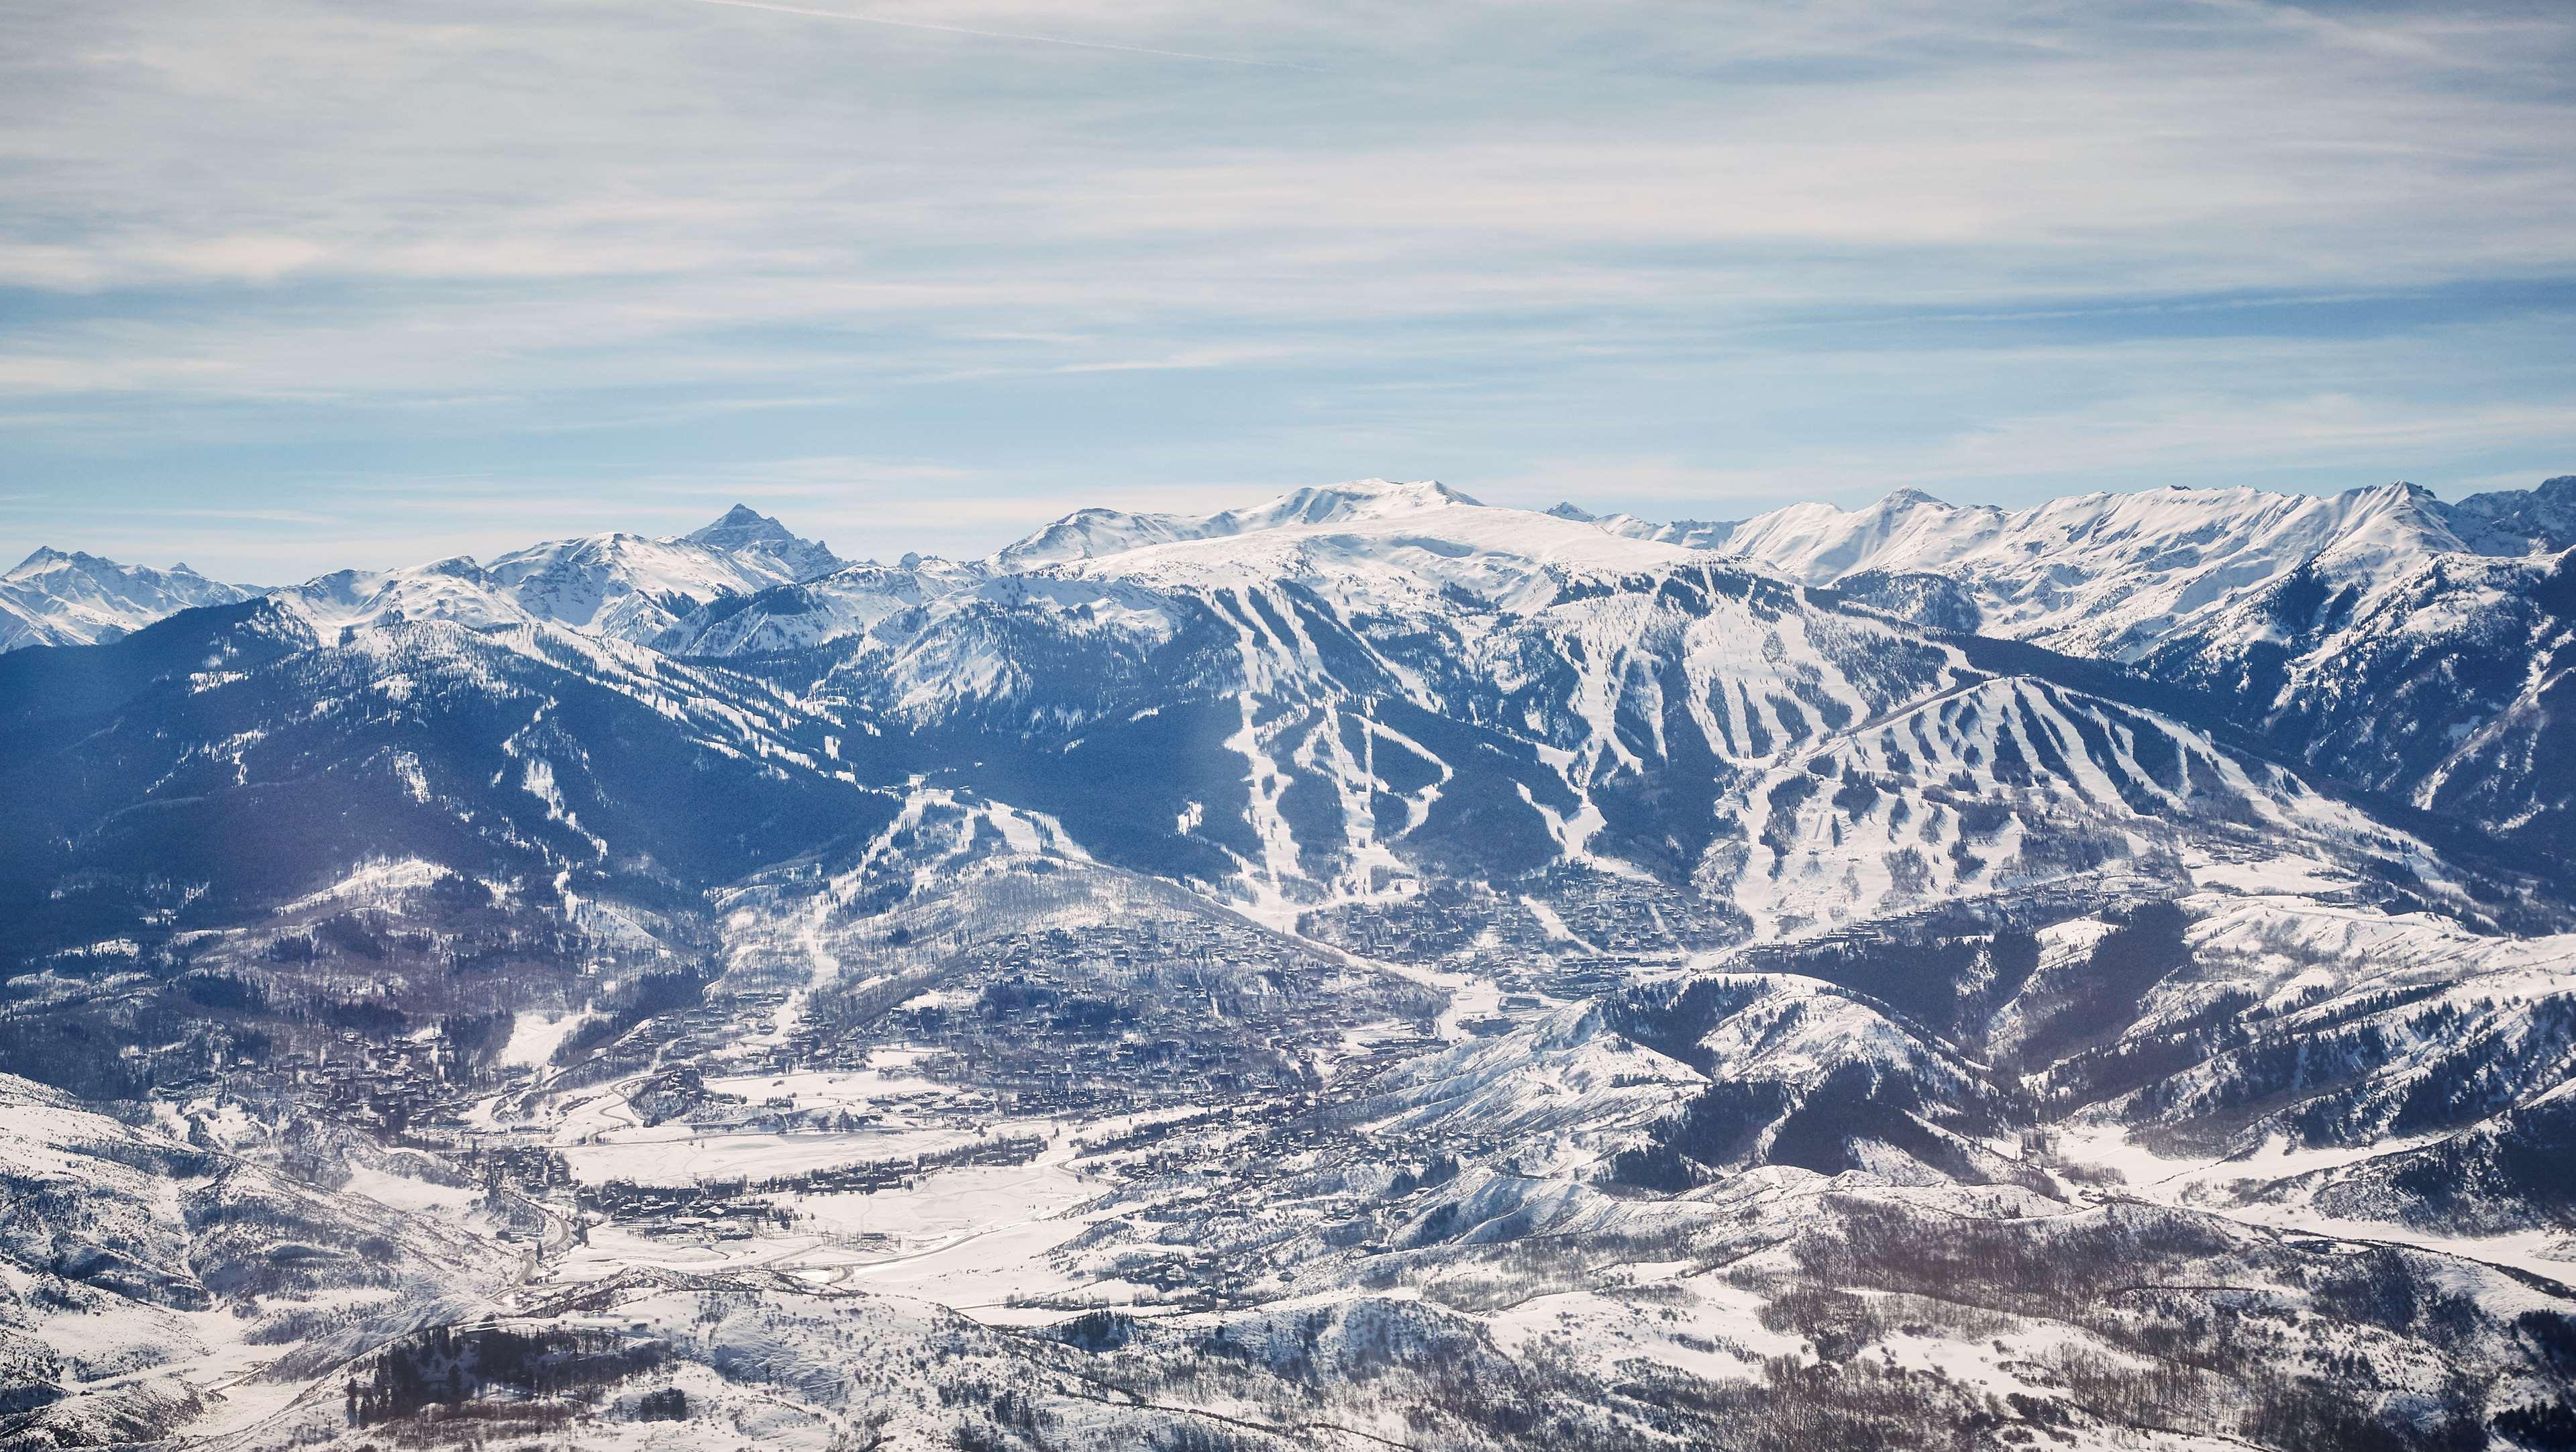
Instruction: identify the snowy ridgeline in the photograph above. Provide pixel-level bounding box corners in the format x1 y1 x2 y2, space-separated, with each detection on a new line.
1 478 2574 1451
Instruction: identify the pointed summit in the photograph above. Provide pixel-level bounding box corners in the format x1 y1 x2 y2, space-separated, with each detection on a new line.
1546 502 1598 522
7 546 71 578
0 547 258 651
688 503 790 544
682 504 842 581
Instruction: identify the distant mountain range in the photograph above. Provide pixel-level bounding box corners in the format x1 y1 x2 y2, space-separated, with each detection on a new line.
14 474 2570 866
0 548 258 651
4 474 2574 1452
22 475 2567 655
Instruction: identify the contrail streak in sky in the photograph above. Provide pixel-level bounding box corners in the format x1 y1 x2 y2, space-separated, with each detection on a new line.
679 0 1321 70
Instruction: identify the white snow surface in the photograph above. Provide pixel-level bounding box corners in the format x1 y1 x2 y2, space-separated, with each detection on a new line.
1590 479 2493 661
0 547 257 651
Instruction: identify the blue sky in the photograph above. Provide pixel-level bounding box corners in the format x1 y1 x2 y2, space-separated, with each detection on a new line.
2 0 2572 580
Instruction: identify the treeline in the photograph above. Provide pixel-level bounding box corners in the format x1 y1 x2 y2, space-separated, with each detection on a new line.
343 1323 664 1427
550 967 715 1064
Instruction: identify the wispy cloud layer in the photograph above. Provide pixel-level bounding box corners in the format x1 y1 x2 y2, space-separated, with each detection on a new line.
1 0 2570 576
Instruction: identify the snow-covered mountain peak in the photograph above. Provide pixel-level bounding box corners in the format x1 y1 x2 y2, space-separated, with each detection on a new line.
1266 476 1482 520
0 546 257 652
1553 476 2502 660
997 478 1482 570
682 503 843 580
2448 473 2576 554
690 502 776 537
9 545 211 584
1033 484 1699 607
473 530 806 638
268 512 853 647
1706 490 2004 587
7 545 74 577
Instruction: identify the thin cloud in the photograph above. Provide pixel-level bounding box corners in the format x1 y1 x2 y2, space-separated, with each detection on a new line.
676 0 1322 69
1 0 2569 580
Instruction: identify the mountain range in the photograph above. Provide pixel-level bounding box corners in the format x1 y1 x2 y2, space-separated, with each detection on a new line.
2 474 2574 1452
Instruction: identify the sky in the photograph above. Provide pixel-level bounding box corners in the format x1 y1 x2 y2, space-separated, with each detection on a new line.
2 0 2573 580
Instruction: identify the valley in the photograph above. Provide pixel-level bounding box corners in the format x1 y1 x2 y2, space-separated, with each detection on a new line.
3 478 2573 1451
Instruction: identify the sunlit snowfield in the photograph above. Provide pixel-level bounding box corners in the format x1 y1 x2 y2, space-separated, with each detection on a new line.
7 478 2576 1449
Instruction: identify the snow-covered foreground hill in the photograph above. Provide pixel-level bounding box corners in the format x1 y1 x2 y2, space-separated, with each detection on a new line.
3 478 2575 1451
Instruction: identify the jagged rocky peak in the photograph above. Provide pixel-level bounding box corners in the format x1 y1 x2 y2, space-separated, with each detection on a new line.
11 544 202 581
7 544 74 574
686 501 796 550
682 502 843 580
2448 473 2576 554
0 544 259 652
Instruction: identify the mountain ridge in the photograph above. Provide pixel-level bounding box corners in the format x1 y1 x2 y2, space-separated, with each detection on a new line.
0 546 259 652
7 473 2576 1452
15 475 2565 655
